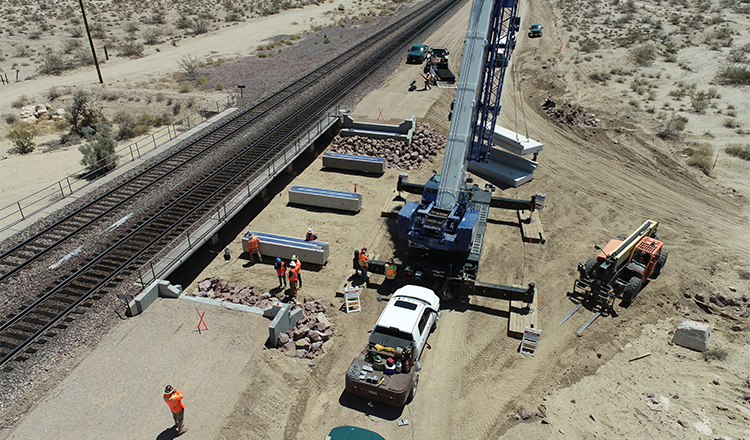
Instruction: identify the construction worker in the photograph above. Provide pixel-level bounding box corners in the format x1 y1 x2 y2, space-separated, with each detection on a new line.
246 232 262 264
424 72 432 90
288 261 298 297
305 228 318 241
274 258 286 288
163 385 187 435
359 247 369 284
291 255 302 288
384 258 397 293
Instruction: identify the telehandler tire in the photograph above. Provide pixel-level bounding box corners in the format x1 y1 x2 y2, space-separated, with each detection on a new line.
650 251 668 279
622 276 642 304
582 258 597 279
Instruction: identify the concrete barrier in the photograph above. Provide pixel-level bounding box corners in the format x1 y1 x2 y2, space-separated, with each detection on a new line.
322 152 387 175
127 279 183 316
340 114 415 146
288 186 362 212
468 147 538 188
673 320 712 352
242 231 330 265
268 303 304 347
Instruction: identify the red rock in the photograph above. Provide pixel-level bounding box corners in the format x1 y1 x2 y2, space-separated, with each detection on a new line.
278 333 290 345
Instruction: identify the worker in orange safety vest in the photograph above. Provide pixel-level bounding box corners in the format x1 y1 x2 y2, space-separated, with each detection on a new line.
384 258 397 293
163 385 187 435
288 261 299 297
291 255 302 288
359 247 369 284
305 228 318 241
246 232 262 264
274 258 286 289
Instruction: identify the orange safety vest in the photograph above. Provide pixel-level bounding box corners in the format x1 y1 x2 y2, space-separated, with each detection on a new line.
359 252 368 268
306 232 316 241
288 267 298 281
164 391 185 413
293 259 301 271
275 261 285 276
248 235 260 251
384 264 396 279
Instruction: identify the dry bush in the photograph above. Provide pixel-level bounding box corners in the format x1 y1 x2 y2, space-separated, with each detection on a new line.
580 38 599 53
589 72 610 84
715 63 750 85
725 143 750 160
685 142 715 175
142 28 161 45
657 114 687 139
6 124 36 154
703 347 728 361
690 92 710 113
630 44 657 66
723 118 741 129
118 42 144 58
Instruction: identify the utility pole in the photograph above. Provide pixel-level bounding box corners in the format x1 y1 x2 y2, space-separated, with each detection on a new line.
79 0 103 84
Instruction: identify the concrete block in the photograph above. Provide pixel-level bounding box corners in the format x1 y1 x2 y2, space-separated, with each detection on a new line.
322 152 386 175
158 280 182 298
468 147 538 188
340 114 415 146
268 304 304 348
127 280 184 316
489 125 543 156
243 231 329 265
673 320 712 352
289 186 362 212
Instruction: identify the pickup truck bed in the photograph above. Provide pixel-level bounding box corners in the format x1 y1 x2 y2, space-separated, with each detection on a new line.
345 349 415 406
431 63 455 83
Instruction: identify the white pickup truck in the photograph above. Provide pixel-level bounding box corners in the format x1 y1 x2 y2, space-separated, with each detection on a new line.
345 285 440 406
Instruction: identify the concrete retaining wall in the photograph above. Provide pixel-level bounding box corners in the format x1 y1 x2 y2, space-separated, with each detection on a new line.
267 303 304 347
322 152 387 175
127 280 183 316
288 186 362 212
340 114 415 146
489 125 543 156
243 231 330 265
468 147 538 188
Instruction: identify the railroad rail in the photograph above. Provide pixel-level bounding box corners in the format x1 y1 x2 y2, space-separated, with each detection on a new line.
0 0 461 370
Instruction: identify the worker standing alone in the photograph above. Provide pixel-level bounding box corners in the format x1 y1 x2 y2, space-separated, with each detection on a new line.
274 258 286 289
305 228 318 241
359 247 369 284
384 258 397 293
292 255 302 288
246 232 262 264
288 261 298 297
163 385 187 435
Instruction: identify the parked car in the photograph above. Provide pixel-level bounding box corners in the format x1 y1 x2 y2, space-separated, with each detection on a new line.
529 23 543 38
407 44 430 64
326 426 385 440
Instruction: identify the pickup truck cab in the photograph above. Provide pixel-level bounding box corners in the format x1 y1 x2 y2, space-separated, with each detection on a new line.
427 47 449 66
529 23 543 38
345 285 440 406
494 34 517 67
407 44 430 64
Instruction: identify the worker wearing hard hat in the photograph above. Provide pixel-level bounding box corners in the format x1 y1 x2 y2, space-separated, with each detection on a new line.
163 385 187 435
359 248 369 285
288 261 299 297
384 258 397 293
246 232 262 264
274 258 286 289
305 228 318 241
291 255 302 288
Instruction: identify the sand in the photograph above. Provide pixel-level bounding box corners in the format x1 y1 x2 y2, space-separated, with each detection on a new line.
1 0 750 438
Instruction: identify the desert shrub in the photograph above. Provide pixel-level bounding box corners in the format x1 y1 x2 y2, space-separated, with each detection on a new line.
196 75 208 86
657 114 687 139
324 37 331 44
685 142 715 175
589 72 610 83
4 114 19 124
723 118 741 128
175 15 192 29
580 38 600 53
703 347 728 361
68 27 84 38
725 143 750 160
66 90 101 137
177 54 200 77
39 52 72 75
114 112 136 140
125 22 140 34
191 18 210 35
715 64 750 85
214 81 224 91
118 41 144 58
156 92 165 102
6 124 36 154
62 38 82 54
630 44 657 66
79 122 119 178
178 82 191 93
12 95 30 108
258 52 269 58
74 49 94 66
690 92 710 113
225 12 241 22
46 87 62 101
172 102 182 116
142 28 161 45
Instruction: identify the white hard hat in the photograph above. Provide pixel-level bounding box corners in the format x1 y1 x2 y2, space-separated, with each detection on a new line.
290 261 297 267
292 255 298 260
307 228 312 233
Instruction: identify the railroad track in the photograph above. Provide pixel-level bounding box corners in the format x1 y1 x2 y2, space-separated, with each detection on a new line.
0 0 461 370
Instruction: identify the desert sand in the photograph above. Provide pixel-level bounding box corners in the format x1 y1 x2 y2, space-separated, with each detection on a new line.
1 0 750 439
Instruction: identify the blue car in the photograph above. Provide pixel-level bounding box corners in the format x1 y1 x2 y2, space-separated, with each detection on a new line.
407 44 430 64
326 426 386 440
